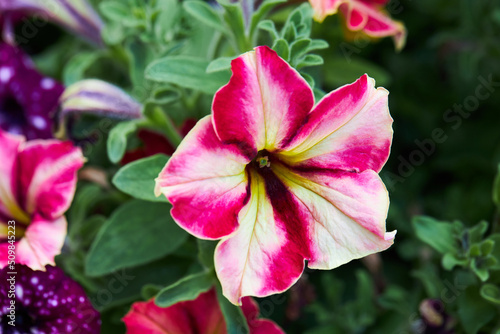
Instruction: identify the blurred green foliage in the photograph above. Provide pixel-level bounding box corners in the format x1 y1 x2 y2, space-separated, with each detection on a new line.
20 0 500 332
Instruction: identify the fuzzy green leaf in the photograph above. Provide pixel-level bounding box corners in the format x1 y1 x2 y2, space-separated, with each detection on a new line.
155 271 215 307
86 200 188 276
112 154 169 202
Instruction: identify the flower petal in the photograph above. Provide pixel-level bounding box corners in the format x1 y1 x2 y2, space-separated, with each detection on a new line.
273 163 395 270
5 215 67 270
242 297 285 334
57 79 142 138
17 139 83 220
215 168 310 305
0 43 64 140
309 0 343 22
309 0 406 49
155 116 250 239
213 46 314 156
123 299 193 334
123 289 225 334
0 264 101 333
0 0 104 45
0 130 29 223
281 74 393 173
340 1 407 50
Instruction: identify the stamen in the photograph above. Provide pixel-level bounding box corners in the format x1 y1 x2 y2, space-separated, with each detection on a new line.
259 156 271 168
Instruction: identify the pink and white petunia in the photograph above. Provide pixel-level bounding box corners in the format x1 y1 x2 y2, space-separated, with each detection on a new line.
155 46 396 305
309 0 406 50
0 130 84 270
123 288 284 334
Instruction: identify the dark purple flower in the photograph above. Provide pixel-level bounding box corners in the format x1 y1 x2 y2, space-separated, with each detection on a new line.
0 264 100 334
0 42 63 139
418 299 455 334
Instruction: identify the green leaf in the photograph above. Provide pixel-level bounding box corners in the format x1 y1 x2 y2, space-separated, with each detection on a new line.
272 38 290 61
467 221 489 244
67 184 102 227
99 1 131 21
282 21 297 42
63 52 101 85
112 154 169 202
155 271 214 307
154 0 180 42
481 240 495 256
471 258 490 282
107 120 138 164
217 0 249 52
141 284 162 300
216 287 249 334
289 38 311 60
296 54 324 69
86 200 188 276
126 40 155 88
412 265 445 298
488 234 500 270
207 57 233 73
249 0 287 37
301 72 315 88
101 22 127 45
413 216 457 254
308 39 329 51
480 284 500 304
90 256 190 311
493 164 500 207
152 87 181 105
258 20 278 39
442 252 468 270
146 56 230 94
183 1 226 33
458 287 496 334
197 239 218 268
469 244 481 257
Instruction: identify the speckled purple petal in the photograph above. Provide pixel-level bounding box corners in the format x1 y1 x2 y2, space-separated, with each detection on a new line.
0 264 100 334
0 43 64 139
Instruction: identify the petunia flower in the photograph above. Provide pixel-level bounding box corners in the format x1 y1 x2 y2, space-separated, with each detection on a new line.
0 129 84 271
56 79 143 138
0 42 64 139
0 264 100 333
309 0 406 50
123 288 284 334
419 299 455 334
155 46 396 304
0 0 103 46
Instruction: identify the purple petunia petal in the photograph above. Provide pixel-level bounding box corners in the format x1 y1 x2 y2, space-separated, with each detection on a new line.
0 264 100 333
0 42 63 139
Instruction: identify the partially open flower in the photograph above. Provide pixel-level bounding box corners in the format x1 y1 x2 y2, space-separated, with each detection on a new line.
0 0 103 46
309 0 406 50
57 79 143 138
0 264 100 333
0 130 84 270
155 46 395 304
0 43 63 139
123 288 284 334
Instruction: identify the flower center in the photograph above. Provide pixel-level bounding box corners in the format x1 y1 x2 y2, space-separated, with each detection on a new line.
253 150 272 169
0 96 27 132
1 304 37 333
